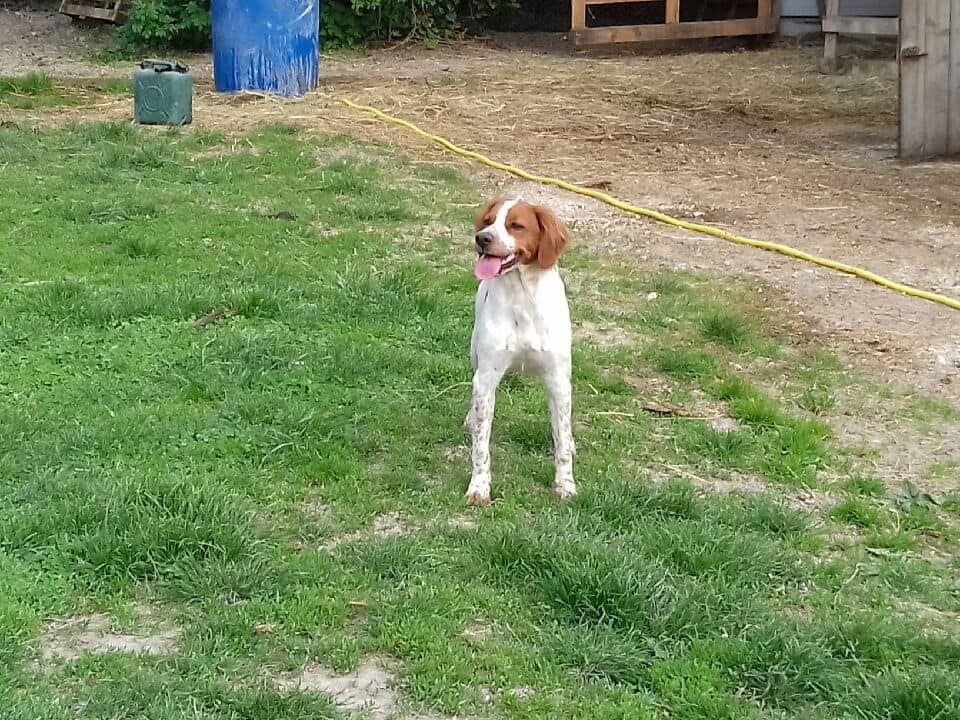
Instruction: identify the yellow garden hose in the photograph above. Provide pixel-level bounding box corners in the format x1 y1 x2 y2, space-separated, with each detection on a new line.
338 97 960 313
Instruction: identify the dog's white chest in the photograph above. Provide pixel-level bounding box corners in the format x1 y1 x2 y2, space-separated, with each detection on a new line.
471 269 571 376
507 298 549 351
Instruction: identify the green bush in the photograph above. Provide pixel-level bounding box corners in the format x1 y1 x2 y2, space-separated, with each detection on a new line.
115 0 515 51
117 0 211 50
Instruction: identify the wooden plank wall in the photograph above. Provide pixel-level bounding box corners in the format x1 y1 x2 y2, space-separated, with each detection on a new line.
899 0 960 158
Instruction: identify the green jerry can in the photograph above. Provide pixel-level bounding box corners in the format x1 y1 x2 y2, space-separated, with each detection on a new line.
133 61 193 126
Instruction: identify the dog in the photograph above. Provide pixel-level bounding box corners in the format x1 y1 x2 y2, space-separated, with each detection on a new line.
464 197 575 505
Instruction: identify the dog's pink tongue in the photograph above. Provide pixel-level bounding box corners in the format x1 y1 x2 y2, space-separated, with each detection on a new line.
474 256 503 281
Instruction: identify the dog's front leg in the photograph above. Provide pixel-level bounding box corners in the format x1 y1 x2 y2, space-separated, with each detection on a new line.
545 367 576 500
466 366 504 506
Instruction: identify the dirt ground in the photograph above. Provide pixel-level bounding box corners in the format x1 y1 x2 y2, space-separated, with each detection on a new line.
2 7 959 410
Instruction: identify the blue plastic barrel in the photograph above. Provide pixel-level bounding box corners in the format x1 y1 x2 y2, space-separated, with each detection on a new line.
210 0 319 98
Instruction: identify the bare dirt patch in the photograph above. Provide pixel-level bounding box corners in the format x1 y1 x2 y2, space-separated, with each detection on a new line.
274 657 398 719
460 620 496 646
0 6 116 78
446 513 479 531
895 601 960 636
323 512 415 551
826 386 960 494
655 465 834 511
34 605 180 668
575 318 648 349
273 655 459 720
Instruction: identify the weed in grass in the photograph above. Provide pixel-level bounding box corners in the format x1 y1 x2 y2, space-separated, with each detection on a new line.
893 481 943 512
646 346 719 381
117 236 164 259
673 421 754 470
829 498 885 529
897 506 951 537
642 272 690 296
865 531 920 553
845 475 887 498
757 423 832 486
733 495 809 538
699 308 753 349
709 374 755 402
798 383 838 414
728 392 789 429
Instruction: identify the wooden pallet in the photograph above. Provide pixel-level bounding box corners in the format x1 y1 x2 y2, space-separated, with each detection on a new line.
58 0 125 23
571 0 779 47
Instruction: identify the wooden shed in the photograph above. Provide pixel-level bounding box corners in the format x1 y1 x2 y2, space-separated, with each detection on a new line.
789 0 959 160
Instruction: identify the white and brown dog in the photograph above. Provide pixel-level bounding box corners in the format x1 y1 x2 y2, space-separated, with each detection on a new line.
465 197 575 505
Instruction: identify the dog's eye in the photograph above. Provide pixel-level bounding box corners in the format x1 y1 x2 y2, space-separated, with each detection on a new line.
509 223 524 231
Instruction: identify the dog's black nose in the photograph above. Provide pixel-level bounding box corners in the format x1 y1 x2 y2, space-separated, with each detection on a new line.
475 230 494 251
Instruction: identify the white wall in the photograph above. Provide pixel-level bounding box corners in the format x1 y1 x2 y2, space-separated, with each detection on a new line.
780 0 900 35
781 0 900 17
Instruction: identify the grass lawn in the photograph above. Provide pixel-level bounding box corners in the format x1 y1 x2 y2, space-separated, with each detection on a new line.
1 117 959 720
0 72 129 110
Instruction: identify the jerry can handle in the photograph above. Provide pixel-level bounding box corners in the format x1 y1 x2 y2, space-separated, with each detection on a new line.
140 60 189 73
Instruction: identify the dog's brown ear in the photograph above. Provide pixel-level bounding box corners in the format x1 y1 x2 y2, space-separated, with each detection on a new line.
475 197 503 230
533 205 570 269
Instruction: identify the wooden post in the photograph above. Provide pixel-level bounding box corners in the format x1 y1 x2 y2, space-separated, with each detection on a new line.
924 0 951 156
900 0 960 158
666 0 679 25
899 0 925 158
821 0 840 72
759 0 776 25
572 0 586 31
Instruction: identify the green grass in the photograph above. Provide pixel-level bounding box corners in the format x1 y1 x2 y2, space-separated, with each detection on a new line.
845 475 887 498
1 121 959 720
90 78 132 95
829 497 884 529
0 73 70 109
0 73 129 110
0 72 55 96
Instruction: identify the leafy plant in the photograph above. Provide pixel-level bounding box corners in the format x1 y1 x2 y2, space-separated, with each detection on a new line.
117 0 212 51
894 482 939 513
322 1 377 48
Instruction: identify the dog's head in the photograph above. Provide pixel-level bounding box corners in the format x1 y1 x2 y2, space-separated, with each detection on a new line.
473 198 570 281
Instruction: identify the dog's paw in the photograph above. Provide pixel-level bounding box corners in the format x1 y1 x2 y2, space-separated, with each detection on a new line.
465 488 492 506
553 479 577 501
466 475 492 506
